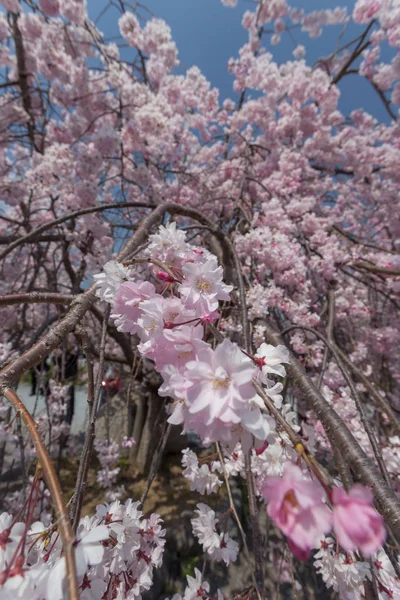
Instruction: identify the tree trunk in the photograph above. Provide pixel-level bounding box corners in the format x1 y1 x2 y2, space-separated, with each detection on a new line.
135 391 164 475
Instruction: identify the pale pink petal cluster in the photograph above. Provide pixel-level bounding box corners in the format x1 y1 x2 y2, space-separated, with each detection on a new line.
94 261 133 303
179 257 233 317
181 339 271 447
0 499 165 599
181 448 222 495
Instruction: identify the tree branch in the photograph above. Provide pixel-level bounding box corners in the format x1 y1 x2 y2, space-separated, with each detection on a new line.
0 293 74 306
3 389 78 600
0 202 155 261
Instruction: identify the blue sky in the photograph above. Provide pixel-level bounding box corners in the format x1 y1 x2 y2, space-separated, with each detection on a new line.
87 0 391 123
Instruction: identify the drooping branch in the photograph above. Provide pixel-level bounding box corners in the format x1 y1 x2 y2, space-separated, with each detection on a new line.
140 422 172 506
0 202 155 262
3 388 78 600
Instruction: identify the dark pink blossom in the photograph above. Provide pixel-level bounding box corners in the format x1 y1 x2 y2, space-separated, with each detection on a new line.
332 485 386 556
262 462 332 559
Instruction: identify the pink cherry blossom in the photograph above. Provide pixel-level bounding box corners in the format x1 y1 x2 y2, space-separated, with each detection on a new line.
1 0 400 597
112 280 156 334
154 324 209 371
0 0 20 11
332 485 386 556
261 462 332 559
179 257 233 316
118 12 142 48
253 342 290 383
93 261 133 304
145 221 188 267
38 0 59 16
183 338 270 445
137 297 196 356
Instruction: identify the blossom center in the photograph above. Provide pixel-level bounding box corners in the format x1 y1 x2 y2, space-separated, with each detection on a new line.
177 350 193 360
196 277 212 293
283 489 299 509
212 367 231 390
144 320 158 332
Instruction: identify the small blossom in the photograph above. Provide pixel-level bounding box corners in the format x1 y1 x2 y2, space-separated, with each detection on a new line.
94 260 132 303
179 257 233 316
253 343 290 382
184 568 210 600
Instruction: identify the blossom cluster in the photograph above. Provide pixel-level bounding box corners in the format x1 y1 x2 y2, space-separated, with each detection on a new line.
191 503 239 565
314 541 400 599
95 223 290 450
181 448 223 495
0 499 165 600
0 0 399 597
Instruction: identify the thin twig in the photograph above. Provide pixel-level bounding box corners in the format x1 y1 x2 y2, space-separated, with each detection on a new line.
216 443 263 600
253 381 332 489
93 306 111 416
140 422 172 506
0 293 74 306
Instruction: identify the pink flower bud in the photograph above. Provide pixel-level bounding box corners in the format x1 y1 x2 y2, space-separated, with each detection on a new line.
156 271 175 283
262 462 332 560
201 311 220 324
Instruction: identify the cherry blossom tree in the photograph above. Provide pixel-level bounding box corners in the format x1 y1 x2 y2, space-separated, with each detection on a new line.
0 0 399 598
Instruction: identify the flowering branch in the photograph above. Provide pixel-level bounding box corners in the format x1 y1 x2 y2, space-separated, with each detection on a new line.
281 324 393 485
262 322 400 545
